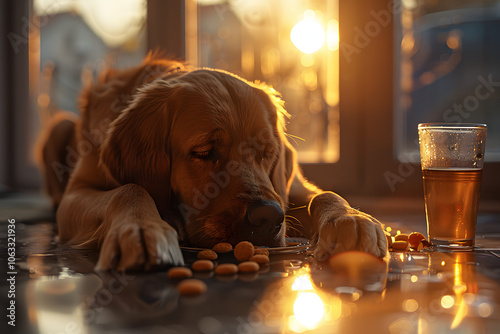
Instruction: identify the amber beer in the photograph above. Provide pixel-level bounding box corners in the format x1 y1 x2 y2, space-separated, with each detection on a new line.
423 168 482 248
419 122 487 250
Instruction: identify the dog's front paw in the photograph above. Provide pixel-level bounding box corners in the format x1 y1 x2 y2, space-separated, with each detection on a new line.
95 220 184 271
314 209 388 261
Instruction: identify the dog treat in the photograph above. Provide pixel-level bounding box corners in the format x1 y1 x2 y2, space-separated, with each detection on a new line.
408 232 426 249
416 239 432 251
213 242 233 253
177 279 207 296
394 234 409 242
249 254 270 265
192 259 215 271
386 228 433 252
168 267 193 279
234 241 255 261
392 240 409 251
254 248 270 256
214 263 239 275
238 261 260 273
197 249 218 260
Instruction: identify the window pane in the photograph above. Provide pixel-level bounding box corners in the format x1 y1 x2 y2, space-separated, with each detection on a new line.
395 0 500 162
33 0 146 114
187 0 340 163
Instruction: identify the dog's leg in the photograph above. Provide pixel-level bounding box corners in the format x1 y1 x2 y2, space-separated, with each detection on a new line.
58 176 184 271
35 111 78 209
288 171 388 260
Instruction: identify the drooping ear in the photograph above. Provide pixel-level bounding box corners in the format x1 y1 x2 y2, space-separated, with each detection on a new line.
262 88 296 207
99 80 182 196
271 136 296 207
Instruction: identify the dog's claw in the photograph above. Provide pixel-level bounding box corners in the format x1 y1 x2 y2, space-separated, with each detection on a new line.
95 220 184 271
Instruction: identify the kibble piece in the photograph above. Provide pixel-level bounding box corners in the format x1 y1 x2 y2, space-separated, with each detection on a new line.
168 267 193 279
249 254 270 265
254 248 270 256
417 239 432 251
394 234 409 242
197 249 218 260
238 261 260 273
213 242 233 253
177 279 207 296
234 241 255 261
214 263 238 275
192 259 215 271
392 240 409 251
408 232 426 249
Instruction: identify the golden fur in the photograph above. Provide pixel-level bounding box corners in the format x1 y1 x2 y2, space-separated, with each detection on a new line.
38 55 388 271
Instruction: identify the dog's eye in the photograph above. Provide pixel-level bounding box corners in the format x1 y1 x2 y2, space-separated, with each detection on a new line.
191 148 215 161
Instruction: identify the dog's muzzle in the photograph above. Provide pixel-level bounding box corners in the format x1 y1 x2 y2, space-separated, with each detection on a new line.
244 200 284 246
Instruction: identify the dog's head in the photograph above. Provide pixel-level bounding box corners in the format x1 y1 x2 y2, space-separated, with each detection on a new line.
100 68 296 247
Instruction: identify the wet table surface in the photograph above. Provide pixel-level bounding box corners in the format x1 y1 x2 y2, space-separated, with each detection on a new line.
2 197 500 334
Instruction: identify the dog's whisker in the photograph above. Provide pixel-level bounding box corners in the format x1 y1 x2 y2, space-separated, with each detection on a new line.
287 205 307 211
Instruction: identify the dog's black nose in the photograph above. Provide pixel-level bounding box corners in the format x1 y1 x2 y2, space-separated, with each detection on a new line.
246 200 284 233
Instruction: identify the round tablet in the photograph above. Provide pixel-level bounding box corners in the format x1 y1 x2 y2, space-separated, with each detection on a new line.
238 261 260 273
395 234 409 242
249 254 270 264
254 248 269 256
234 241 255 261
213 242 233 253
408 232 426 249
392 240 409 251
192 260 215 271
177 279 207 296
214 263 238 275
197 250 218 260
168 267 193 279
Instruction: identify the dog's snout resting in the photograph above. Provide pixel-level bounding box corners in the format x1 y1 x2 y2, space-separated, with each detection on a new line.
243 200 285 246
246 200 284 233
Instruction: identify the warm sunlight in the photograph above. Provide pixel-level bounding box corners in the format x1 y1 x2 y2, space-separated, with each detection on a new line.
293 292 325 330
290 10 325 54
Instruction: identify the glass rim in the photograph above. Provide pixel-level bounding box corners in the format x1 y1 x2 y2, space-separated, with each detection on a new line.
418 122 487 129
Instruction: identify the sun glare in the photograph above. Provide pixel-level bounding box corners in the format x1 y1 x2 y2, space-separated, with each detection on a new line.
290 12 325 54
293 292 325 330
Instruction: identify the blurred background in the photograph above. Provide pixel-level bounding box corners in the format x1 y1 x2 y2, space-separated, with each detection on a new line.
1 0 499 218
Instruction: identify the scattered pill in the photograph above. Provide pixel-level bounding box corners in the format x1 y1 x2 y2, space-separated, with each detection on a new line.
254 248 270 256
392 240 409 251
417 239 432 251
192 260 215 271
238 261 260 273
213 242 233 253
168 267 193 279
249 254 270 264
408 232 426 249
197 249 218 260
177 279 207 296
394 234 409 242
234 241 255 261
214 263 238 275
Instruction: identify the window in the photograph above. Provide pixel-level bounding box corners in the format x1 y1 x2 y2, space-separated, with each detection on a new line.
395 0 500 163
2 0 498 201
186 0 340 163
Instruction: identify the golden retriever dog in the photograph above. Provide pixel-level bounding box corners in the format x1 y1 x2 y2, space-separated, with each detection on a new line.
38 55 387 271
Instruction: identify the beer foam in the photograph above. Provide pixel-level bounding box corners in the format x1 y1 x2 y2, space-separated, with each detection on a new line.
423 167 482 172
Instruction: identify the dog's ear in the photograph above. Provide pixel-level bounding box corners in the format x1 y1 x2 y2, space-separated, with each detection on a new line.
264 90 296 207
99 81 181 198
271 136 296 207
